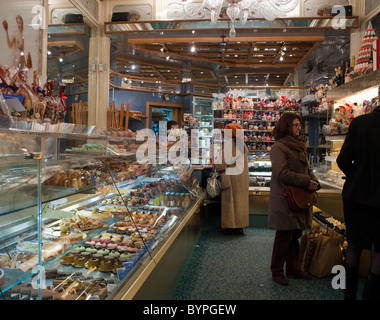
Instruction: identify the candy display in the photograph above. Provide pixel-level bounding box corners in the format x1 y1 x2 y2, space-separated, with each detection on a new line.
212 92 300 111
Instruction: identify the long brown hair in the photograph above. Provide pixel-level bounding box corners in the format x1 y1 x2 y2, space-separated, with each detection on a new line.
273 112 302 140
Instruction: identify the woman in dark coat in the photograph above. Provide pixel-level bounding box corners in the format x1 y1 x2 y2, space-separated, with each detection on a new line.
268 113 319 285
336 105 380 300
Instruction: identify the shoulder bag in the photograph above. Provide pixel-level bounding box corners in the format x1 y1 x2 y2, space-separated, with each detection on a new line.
283 185 318 212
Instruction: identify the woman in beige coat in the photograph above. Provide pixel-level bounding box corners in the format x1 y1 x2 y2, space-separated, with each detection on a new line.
268 113 320 285
216 123 249 235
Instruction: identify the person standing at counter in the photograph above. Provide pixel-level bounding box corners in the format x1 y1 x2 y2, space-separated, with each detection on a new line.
268 113 319 285
337 105 380 300
167 120 179 130
215 123 249 235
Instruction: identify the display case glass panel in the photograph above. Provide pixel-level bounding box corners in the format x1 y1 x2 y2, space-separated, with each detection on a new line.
0 130 203 300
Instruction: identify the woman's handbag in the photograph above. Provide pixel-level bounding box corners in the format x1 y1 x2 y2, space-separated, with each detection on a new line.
283 185 318 212
206 168 222 199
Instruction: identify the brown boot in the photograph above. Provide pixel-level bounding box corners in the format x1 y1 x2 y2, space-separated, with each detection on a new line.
272 273 289 285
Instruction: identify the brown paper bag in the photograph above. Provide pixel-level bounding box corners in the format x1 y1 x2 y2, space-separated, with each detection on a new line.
308 230 344 278
300 229 320 273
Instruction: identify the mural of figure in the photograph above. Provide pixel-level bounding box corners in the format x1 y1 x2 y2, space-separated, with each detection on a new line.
2 15 26 69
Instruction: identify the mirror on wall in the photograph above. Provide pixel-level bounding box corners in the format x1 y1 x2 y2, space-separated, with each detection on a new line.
47 4 90 124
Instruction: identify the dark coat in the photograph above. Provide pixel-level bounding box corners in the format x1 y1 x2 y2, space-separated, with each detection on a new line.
268 135 318 230
336 106 380 208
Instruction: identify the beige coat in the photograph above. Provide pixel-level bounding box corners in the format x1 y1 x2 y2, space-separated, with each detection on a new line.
268 135 318 231
216 139 249 229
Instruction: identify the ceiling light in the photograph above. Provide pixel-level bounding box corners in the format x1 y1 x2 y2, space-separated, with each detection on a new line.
190 44 196 52
47 51 51 55
59 57 63 62
131 64 136 70
279 56 284 61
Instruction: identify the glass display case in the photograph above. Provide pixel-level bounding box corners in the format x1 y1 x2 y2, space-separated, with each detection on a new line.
193 97 213 165
0 129 204 300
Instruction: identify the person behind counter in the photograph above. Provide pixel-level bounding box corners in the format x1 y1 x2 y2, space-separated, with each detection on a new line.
167 120 179 130
215 122 249 235
268 113 319 285
336 105 380 300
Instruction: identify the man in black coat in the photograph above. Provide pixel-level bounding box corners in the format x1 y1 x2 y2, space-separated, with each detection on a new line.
337 105 380 300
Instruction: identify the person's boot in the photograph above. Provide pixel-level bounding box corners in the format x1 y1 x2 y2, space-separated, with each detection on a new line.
362 272 380 300
344 263 359 300
272 273 289 285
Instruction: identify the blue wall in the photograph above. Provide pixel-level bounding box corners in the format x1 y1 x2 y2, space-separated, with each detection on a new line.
108 88 191 131
65 85 194 130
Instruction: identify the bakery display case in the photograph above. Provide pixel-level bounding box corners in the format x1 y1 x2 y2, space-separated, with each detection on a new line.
248 152 271 190
193 97 213 165
0 129 204 300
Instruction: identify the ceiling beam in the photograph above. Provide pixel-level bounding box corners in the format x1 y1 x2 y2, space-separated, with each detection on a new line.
127 34 325 44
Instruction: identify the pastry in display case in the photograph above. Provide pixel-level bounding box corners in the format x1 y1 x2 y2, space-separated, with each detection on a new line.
0 128 205 300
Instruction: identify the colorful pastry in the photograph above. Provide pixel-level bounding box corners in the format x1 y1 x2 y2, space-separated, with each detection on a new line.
120 252 132 259
109 251 120 258
60 253 75 265
96 249 110 256
107 243 118 250
85 247 97 254
98 260 112 272
80 251 91 261
72 256 86 268
86 258 99 270
93 253 104 261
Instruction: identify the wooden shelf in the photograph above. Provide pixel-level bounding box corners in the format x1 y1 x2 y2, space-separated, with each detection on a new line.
326 69 380 102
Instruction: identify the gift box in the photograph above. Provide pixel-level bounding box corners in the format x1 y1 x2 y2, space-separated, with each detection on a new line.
373 39 380 71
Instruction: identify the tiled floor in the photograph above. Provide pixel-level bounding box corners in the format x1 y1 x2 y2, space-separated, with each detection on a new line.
169 217 351 300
